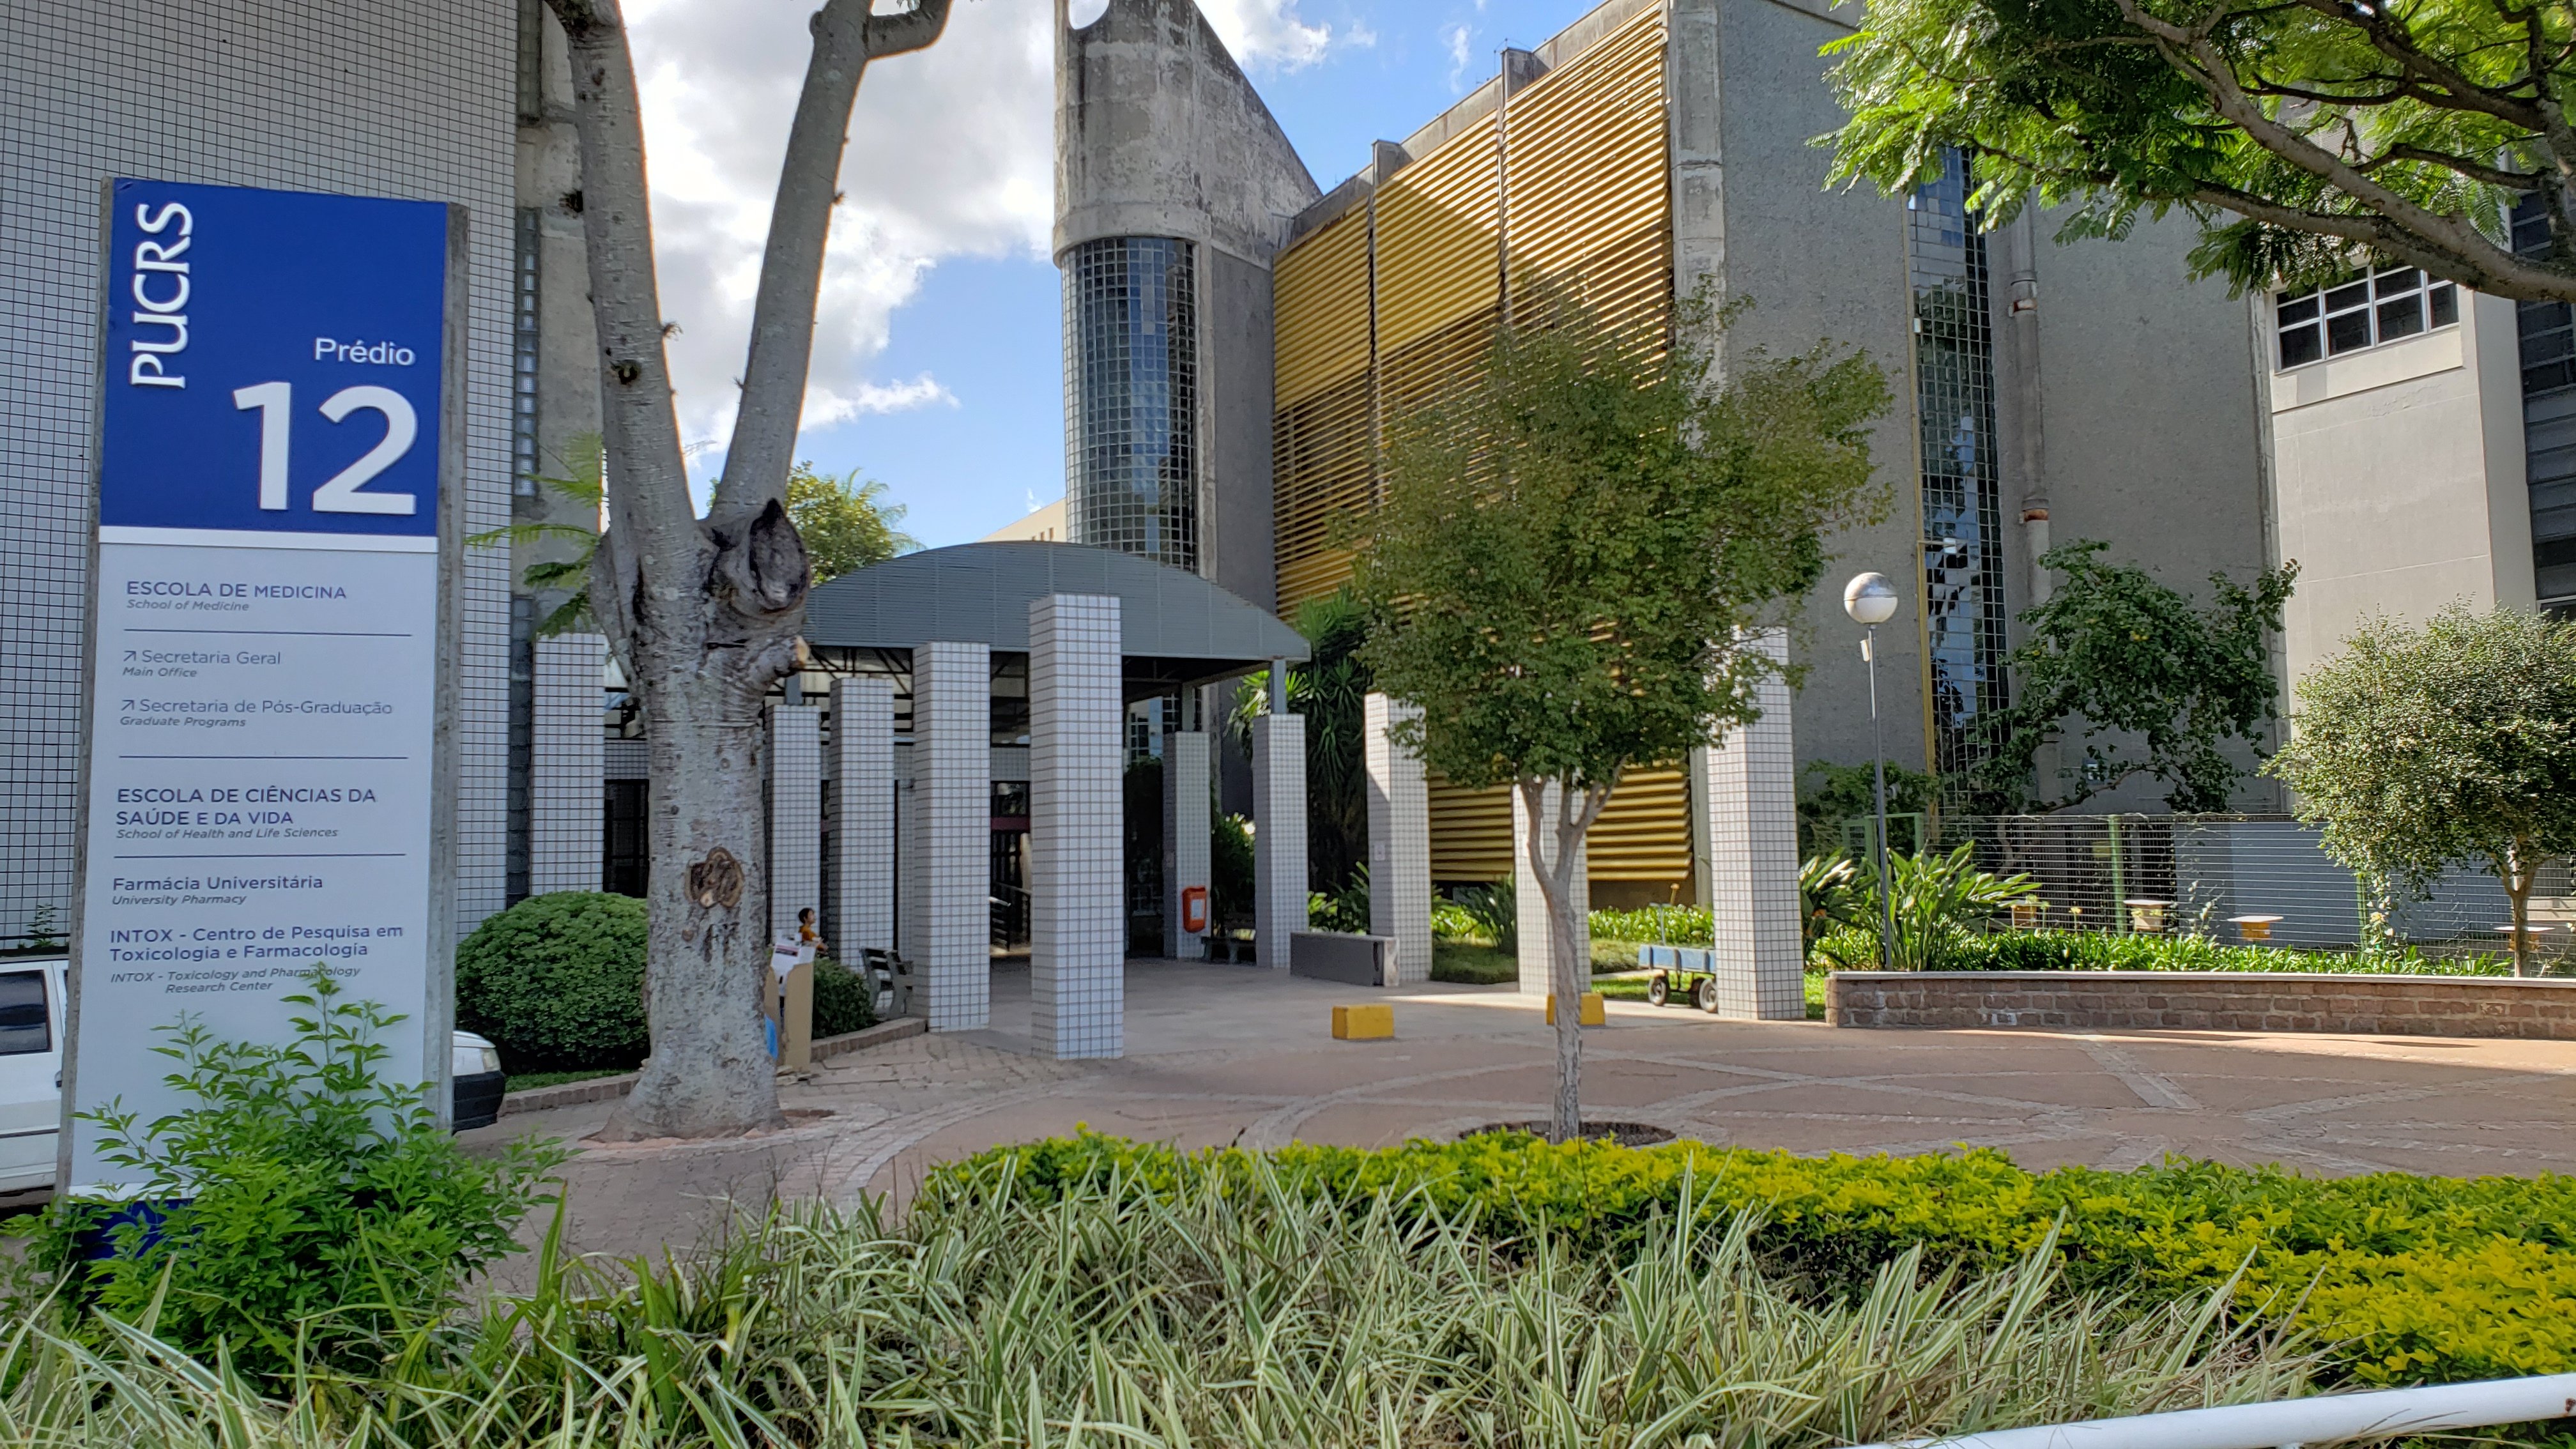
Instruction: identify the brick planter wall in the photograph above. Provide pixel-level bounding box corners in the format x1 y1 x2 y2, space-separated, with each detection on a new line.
1828 970 2576 1040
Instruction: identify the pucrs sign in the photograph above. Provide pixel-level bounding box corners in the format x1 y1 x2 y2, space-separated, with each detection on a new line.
66 180 466 1193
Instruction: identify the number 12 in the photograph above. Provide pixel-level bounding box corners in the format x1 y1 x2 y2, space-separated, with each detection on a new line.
231 381 420 516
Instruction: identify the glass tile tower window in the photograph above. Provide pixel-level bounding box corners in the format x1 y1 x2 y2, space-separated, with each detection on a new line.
2513 195 2576 610
1908 154 2011 796
1064 237 1200 571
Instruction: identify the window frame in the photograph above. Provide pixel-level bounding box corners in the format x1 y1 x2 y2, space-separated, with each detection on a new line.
2274 265 2460 372
0 970 50 1058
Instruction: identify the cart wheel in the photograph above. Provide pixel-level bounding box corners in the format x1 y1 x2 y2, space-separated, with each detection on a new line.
1692 977 1719 1013
1646 972 1669 1008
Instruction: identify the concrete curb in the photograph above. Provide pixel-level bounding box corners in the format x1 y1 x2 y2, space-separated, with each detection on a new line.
498 1016 929 1117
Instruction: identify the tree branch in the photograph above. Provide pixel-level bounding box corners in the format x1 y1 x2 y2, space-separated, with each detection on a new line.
2281 0 2550 130
710 0 954 532
2363 144 2543 189
541 0 701 654
867 0 954 57
2112 0 2576 300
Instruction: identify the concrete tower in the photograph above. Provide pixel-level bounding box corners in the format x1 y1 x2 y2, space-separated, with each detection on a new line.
1055 0 1320 608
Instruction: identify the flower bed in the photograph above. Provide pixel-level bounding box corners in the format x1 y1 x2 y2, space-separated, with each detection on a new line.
958 1130 2576 1385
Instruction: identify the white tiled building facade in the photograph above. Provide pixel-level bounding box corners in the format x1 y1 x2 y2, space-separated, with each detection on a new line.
1028 596 1125 1058
0 0 518 949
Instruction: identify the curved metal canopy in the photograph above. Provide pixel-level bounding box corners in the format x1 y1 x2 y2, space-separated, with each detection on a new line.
804 542 1309 693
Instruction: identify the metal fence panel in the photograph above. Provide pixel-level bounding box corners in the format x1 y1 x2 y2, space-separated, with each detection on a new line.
1903 813 2555 961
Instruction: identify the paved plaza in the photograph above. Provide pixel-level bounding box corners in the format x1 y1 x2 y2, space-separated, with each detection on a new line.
462 961 2576 1265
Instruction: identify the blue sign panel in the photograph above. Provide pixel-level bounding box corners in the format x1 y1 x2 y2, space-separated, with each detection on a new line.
99 180 448 538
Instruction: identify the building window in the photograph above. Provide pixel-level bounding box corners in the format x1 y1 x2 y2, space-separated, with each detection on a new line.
512 208 543 494
2274 266 2458 369
1062 236 1200 571
1907 153 2011 799
2512 195 2576 610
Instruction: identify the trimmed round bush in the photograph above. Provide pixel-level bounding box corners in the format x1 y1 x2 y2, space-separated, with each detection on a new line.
811 956 877 1038
456 891 648 1071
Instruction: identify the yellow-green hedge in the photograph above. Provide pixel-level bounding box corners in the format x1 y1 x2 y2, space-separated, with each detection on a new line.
932 1131 2576 1385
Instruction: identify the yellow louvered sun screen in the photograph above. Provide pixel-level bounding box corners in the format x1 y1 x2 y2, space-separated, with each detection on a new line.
1272 210 1374 611
1502 9 1671 326
1427 767 1696 893
1275 4 1688 894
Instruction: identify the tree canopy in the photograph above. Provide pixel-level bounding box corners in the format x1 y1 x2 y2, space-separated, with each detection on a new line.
1963 540 2296 813
1820 0 2576 301
2264 604 2576 975
1353 295 1892 797
1353 289 1889 1140
786 463 917 585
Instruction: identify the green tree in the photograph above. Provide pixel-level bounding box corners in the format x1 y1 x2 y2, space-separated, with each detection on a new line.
1798 758 1940 856
1229 588 1373 894
1354 293 1889 1140
786 463 917 585
2265 605 2576 976
1964 541 2297 813
1820 0 2576 302
466 433 604 638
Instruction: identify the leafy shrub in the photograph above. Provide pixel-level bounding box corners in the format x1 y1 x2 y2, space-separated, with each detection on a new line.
1876 843 2040 969
1211 812 1255 926
1588 903 1714 944
1811 923 1881 969
14 967 563 1377
1799 852 1866 944
456 891 647 1070
1431 897 1478 939
811 955 878 1037
1814 926 2512 977
1450 880 1516 953
1307 864 1371 934
947 1130 2576 1385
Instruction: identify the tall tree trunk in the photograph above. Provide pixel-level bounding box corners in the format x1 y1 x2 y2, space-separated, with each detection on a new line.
2506 837 2537 979
544 0 951 1138
1521 775 1614 1143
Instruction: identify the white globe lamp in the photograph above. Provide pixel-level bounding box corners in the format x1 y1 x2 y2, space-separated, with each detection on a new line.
1843 571 1899 627
1843 571 1900 968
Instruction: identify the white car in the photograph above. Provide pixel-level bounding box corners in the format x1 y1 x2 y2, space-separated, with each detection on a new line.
0 957 510 1193
0 958 66 1194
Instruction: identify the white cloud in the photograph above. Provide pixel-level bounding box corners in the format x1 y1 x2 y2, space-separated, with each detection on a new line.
613 0 1353 479
1443 22 1474 89
808 372 960 429
1195 0 1335 68
620 0 1053 460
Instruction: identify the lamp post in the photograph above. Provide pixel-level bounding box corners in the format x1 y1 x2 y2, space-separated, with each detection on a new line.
1843 572 1900 969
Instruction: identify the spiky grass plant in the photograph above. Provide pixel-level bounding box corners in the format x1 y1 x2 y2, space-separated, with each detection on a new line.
0 1160 2321 1448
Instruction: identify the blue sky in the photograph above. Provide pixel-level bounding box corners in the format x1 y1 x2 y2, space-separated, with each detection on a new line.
778 0 1611 550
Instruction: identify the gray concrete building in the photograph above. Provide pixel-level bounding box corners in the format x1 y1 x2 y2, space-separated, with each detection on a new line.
1054 0 2285 906
1054 0 1320 610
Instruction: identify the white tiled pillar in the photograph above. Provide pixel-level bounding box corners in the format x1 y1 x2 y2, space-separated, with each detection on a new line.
1251 713 1308 970
1162 729 1212 961
1364 693 1432 984
1702 629 1804 1019
831 675 895 960
910 641 991 1031
528 632 604 895
1029 595 1124 1059
768 703 822 938
1514 783 1590 997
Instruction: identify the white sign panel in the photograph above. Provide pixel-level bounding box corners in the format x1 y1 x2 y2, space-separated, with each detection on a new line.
66 180 461 1192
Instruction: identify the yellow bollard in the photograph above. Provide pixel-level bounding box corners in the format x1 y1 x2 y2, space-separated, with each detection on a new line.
1545 993 1606 1027
1332 1003 1395 1040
